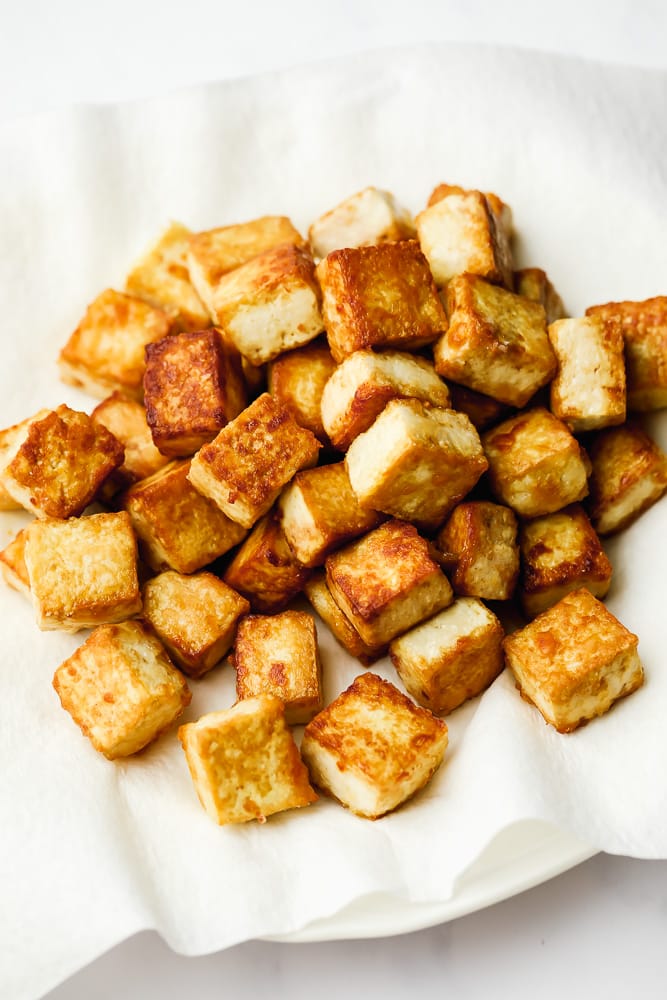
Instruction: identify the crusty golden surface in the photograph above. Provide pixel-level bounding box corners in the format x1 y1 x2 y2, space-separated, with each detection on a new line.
514 267 566 325
91 392 170 496
437 501 519 601
223 509 311 613
301 672 448 819
24 511 142 631
178 696 317 825
548 316 626 431
434 274 556 408
267 338 336 442
325 519 453 646
234 611 323 724
142 570 249 677
0 410 50 510
121 460 247 574
445 382 509 432
390 597 505 715
503 588 643 732
303 573 386 665
53 620 191 759
309 186 415 259
188 393 320 529
586 423 667 535
0 527 30 596
58 288 172 400
316 241 447 363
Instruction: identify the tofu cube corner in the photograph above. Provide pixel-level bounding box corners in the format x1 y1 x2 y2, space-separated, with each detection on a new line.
437 501 519 601
223 509 311 613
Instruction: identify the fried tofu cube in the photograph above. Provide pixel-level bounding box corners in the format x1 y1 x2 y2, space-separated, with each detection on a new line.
586 423 667 535
519 504 612 618
0 410 50 511
303 573 386 665
548 315 626 431
446 383 509 432
125 221 210 331
0 527 30 596
53 620 191 759
308 186 415 259
325 520 454 646
233 611 323 724
223 510 311 613
278 462 384 567
267 338 337 443
514 267 566 324
178 696 317 825
426 183 513 242
437 501 519 600
389 597 504 714
188 393 320 529
24 511 141 631
58 289 172 400
434 274 557 408
142 570 249 677
503 588 643 732
345 400 488 530
482 408 590 517
316 241 447 363
143 328 246 456
91 392 170 497
301 672 448 818
122 460 247 574
320 349 451 451
0 404 124 519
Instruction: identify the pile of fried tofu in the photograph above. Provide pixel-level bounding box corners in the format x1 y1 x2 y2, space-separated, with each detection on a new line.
1 182 665 826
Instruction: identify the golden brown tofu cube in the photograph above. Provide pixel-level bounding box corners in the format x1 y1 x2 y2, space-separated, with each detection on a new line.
503 588 643 732
514 267 566 325
586 296 667 411
0 410 50 511
389 597 504 714
267 338 337 443
301 672 448 818
325 520 454 646
125 221 210 331
0 527 30 596
91 392 170 498
142 570 249 678
143 328 246 456
316 241 447 363
0 404 124 519
434 274 557 408
303 573 386 665
437 501 519 600
278 462 384 568
58 289 172 400
308 186 415 259
122 460 247 574
482 408 590 517
426 183 513 242
178 696 317 825
24 511 141 631
320 349 451 451
519 504 612 618
234 611 323 724
188 393 320 529
345 399 488 530
446 383 510 432
53 620 191 759
548 315 626 431
223 510 312 613
586 423 667 535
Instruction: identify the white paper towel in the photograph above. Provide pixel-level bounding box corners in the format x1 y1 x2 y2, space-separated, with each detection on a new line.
1 43 667 1000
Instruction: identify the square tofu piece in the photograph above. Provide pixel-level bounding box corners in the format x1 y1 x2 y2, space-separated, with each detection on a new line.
301 672 448 818
426 183 513 242
309 186 415 259
278 462 384 567
59 289 172 400
188 393 320 529
434 274 556 407
125 221 210 331
503 588 643 732
53 620 190 759
143 328 246 456
548 316 626 431
345 399 488 530
514 267 566 325
390 597 504 715
234 611 323 724
316 241 447 363
0 404 124 519
0 409 50 511
482 408 590 517
122 460 247 574
446 383 509 432
178 696 317 825
267 338 337 443
304 573 386 665
91 392 170 497
519 504 612 618
586 296 667 411
586 423 667 535
0 527 31 596
320 349 451 451
24 511 141 631
325 520 453 646
223 510 311 613
437 501 519 601
142 571 249 678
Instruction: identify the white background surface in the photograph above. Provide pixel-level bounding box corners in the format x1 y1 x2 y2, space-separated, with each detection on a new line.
2 1 666 997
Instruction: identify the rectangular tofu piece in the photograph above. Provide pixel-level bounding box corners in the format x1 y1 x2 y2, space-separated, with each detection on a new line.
303 573 386 665
503 588 643 732
301 672 448 818
0 409 50 511
427 183 513 242
267 338 337 443
437 501 519 601
586 423 667 535
223 509 311 613
178 696 317 825
0 527 31 596
548 315 626 431
91 392 170 498
309 186 415 259
514 267 566 324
